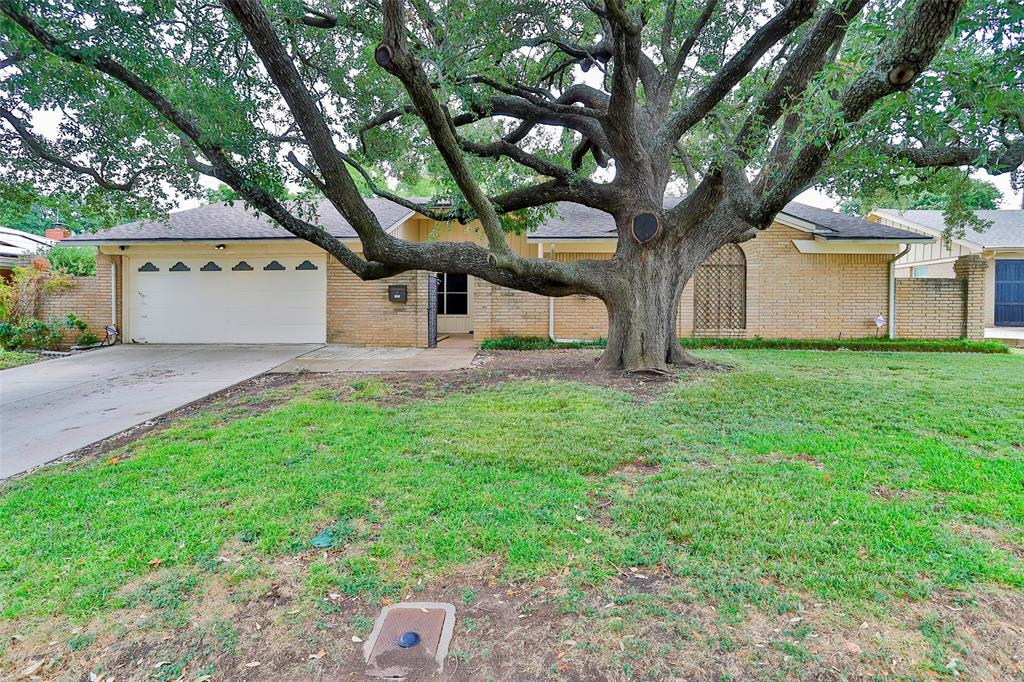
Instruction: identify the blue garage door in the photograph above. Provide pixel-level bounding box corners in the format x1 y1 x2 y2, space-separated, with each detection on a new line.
995 259 1024 326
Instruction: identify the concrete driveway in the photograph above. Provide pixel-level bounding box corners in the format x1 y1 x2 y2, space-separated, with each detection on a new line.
0 344 318 478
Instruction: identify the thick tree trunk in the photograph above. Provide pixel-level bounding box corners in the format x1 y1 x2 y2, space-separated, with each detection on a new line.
595 251 698 372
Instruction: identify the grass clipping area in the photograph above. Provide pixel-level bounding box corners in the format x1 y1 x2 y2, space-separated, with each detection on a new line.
1 350 1023 680
480 335 1011 353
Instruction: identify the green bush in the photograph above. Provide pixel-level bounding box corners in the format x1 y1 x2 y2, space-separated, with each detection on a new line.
76 331 100 347
0 313 94 350
479 336 606 350
0 318 63 350
479 335 1009 354
47 246 96 276
677 336 1010 353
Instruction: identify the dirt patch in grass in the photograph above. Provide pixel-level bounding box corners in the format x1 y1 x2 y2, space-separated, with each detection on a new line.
872 485 917 502
7 563 1021 681
952 523 1024 560
3 498 1023 681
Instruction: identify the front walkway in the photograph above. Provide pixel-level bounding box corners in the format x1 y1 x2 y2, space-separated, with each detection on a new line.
984 327 1024 347
270 335 478 373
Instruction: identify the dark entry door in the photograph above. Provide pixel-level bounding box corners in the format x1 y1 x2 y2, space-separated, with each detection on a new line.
995 260 1024 327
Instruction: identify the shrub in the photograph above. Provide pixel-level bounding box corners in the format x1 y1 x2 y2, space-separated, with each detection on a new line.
479 335 1009 354
47 245 96 276
479 336 606 350
0 317 64 350
676 336 1010 353
76 331 100 347
0 263 83 350
0 261 72 324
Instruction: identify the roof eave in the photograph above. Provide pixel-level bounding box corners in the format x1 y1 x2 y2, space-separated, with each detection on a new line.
816 235 934 243
867 210 987 250
64 236 362 246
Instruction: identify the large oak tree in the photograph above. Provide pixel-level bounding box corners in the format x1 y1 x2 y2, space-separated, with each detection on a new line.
1 0 1021 370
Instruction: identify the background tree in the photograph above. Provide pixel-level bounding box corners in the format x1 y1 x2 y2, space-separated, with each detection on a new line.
840 170 1003 236
1 0 1021 370
0 183 153 235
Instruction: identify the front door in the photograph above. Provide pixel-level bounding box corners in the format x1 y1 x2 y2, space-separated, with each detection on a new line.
436 273 473 334
995 259 1024 326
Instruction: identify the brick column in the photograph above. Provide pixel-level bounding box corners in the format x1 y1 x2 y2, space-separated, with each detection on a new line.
472 278 494 341
953 255 987 340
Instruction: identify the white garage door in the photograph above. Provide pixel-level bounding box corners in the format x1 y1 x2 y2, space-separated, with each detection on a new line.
127 255 327 343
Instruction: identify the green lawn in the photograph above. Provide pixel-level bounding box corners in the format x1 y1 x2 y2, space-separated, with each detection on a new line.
3 350 1022 620
0 350 36 369
1 350 1022 678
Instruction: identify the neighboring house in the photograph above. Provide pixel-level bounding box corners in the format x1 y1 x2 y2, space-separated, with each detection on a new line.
870 209 1024 333
0 226 54 280
62 199 945 346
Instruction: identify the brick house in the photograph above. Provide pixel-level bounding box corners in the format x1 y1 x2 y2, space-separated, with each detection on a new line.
57 199 970 347
869 209 1024 344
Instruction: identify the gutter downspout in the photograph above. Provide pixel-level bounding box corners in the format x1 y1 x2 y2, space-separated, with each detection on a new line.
111 258 118 329
888 244 912 340
539 241 590 344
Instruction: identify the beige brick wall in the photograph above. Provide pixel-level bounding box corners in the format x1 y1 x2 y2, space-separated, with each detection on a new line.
553 295 607 339
476 223 892 342
892 255 988 340
326 258 426 346
895 279 965 338
37 252 115 343
53 227 986 348
738 225 891 339
473 278 549 340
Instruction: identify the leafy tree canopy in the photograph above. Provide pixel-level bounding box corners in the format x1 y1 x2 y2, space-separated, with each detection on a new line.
0 182 154 235
840 170 1004 235
1 0 1021 369
843 172 1004 213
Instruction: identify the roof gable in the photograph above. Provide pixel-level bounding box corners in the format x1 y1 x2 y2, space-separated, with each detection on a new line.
870 209 1024 249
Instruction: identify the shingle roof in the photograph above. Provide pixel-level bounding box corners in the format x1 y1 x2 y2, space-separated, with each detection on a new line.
779 202 927 240
872 209 1024 248
64 196 925 244
529 199 927 241
64 198 415 243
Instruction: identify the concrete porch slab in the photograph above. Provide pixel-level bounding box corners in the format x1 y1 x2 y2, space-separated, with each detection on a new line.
985 327 1024 347
270 343 477 373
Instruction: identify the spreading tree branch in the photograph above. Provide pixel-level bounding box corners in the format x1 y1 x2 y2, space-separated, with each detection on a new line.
659 0 818 151
0 105 164 191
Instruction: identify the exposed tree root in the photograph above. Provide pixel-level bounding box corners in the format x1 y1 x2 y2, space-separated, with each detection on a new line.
619 367 676 380
668 345 723 372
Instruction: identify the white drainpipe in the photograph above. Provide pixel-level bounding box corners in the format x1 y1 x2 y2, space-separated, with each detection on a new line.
540 241 591 344
888 244 912 340
111 258 118 328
